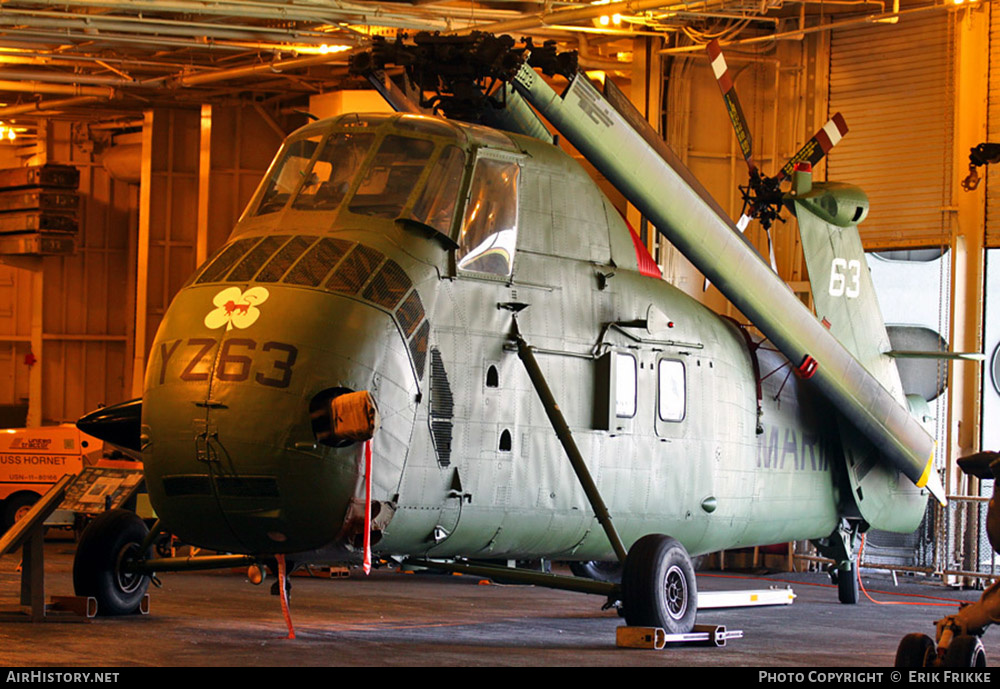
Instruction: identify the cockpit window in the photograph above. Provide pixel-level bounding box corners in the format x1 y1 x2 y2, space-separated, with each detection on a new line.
456 157 519 277
195 237 262 284
255 136 322 215
348 135 435 218
291 132 374 212
411 145 466 234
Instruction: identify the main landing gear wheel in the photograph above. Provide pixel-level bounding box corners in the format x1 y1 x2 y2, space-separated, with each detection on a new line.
943 635 987 667
894 633 935 667
73 509 151 616
621 534 697 634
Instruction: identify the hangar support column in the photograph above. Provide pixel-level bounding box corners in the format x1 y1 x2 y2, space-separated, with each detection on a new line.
946 3 989 579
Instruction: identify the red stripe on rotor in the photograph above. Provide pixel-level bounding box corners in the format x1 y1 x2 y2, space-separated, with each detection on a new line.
707 39 722 60
815 128 833 153
832 112 848 137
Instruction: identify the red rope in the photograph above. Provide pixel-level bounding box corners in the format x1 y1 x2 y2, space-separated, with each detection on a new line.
363 439 372 575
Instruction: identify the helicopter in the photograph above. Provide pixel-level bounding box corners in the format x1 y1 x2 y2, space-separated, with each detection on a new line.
71 33 949 640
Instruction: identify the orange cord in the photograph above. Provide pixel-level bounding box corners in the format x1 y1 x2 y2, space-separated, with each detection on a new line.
276 553 296 639
857 534 958 607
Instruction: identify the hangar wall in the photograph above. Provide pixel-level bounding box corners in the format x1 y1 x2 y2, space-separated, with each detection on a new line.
0 103 290 425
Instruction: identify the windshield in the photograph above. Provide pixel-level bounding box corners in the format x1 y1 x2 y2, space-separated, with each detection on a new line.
292 132 374 211
252 126 467 237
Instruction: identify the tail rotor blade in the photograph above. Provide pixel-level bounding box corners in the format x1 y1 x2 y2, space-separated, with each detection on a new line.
776 113 849 181
707 40 755 172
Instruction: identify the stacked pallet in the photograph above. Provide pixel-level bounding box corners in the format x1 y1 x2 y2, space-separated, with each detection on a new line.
0 164 80 256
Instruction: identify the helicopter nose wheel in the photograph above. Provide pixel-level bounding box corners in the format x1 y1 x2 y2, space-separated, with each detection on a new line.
621 534 697 634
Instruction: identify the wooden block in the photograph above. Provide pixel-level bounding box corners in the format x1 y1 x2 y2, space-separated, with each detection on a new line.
615 625 666 650
0 164 80 190
0 211 77 234
0 232 75 256
0 190 79 214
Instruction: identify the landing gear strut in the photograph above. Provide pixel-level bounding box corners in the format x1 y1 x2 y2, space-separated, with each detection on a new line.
812 519 862 605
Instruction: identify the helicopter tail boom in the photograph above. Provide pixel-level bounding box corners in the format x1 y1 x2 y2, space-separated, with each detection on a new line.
507 63 941 508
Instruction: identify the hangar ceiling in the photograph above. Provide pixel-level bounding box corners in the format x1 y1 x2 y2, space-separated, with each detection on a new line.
0 0 939 143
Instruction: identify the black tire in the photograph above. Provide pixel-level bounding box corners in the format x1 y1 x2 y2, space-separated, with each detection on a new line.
895 633 936 667
621 534 697 633
569 560 622 583
2 492 38 531
73 509 151 616
943 635 987 667
838 566 859 604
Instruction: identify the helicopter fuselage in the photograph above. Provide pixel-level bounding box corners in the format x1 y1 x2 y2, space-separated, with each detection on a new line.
140 112 843 562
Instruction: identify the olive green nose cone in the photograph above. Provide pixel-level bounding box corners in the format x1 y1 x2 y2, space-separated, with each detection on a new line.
701 496 717 513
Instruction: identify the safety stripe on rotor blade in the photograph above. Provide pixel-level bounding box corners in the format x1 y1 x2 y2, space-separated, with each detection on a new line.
707 40 753 166
822 113 847 148
777 113 848 180
707 40 731 89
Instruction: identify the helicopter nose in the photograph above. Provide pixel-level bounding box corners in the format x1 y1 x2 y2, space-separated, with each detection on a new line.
140 281 407 555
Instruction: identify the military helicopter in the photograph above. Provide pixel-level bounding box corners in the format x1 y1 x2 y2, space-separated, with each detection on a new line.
72 33 948 640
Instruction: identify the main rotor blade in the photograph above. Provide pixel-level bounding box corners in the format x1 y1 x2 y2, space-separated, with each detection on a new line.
707 40 755 172
776 113 848 181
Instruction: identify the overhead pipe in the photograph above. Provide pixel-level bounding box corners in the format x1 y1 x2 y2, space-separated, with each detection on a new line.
7 0 521 29
0 11 344 45
160 49 361 88
0 69 135 88
658 1 951 53
0 95 108 117
448 0 717 35
0 80 114 97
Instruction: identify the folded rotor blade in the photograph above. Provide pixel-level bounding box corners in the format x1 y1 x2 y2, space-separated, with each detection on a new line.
707 40 755 172
776 113 848 181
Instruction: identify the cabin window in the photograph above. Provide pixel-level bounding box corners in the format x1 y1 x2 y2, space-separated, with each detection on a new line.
615 352 637 418
348 135 435 218
291 132 374 212
412 145 466 234
457 157 519 277
658 359 686 422
486 364 499 388
255 136 323 215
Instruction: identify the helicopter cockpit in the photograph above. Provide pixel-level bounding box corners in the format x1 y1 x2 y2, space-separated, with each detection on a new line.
241 113 520 257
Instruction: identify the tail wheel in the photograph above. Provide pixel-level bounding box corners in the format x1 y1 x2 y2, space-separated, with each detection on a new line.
621 534 697 633
895 633 935 667
943 635 987 667
838 566 859 604
73 509 151 616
